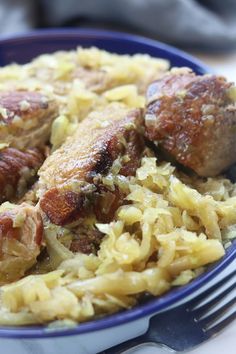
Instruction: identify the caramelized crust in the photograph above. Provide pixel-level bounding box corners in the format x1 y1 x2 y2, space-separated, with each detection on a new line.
145 70 236 176
0 91 58 149
0 147 45 203
0 203 43 283
40 188 85 225
39 103 144 225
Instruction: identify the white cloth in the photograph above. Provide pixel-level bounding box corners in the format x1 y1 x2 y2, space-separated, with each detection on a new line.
0 0 34 35
1 0 236 51
41 0 236 51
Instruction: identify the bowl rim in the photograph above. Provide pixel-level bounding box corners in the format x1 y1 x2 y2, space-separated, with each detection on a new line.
0 27 211 73
0 28 233 339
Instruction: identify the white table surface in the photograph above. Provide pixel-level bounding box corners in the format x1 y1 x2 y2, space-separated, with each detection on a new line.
129 51 236 354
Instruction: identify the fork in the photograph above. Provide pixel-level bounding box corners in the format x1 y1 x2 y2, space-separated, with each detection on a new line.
100 269 236 353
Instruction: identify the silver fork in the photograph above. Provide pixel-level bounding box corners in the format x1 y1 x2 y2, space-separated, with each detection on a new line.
100 269 236 353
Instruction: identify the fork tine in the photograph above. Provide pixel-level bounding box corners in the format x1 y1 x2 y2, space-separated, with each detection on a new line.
199 296 236 328
193 282 236 318
207 310 236 336
188 270 236 310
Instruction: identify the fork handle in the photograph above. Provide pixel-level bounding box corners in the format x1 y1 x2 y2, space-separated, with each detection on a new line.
98 333 156 354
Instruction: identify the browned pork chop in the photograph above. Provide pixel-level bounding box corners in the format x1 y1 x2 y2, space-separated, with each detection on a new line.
0 91 58 202
38 103 144 225
145 69 236 176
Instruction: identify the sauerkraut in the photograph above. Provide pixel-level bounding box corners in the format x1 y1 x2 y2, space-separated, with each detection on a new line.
1 157 235 326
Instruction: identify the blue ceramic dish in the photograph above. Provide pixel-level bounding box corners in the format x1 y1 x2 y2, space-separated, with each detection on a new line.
0 29 235 354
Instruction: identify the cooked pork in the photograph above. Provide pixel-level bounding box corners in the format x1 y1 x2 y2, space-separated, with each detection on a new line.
0 203 43 283
0 147 45 203
0 91 58 203
0 91 58 150
69 227 104 254
145 69 236 176
39 103 144 225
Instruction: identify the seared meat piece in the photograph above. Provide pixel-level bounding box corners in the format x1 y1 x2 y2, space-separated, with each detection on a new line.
0 148 44 203
0 203 43 283
0 91 58 149
0 91 57 202
70 227 104 254
145 69 236 176
39 103 144 225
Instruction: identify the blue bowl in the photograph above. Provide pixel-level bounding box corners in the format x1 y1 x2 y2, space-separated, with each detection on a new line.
0 29 234 340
